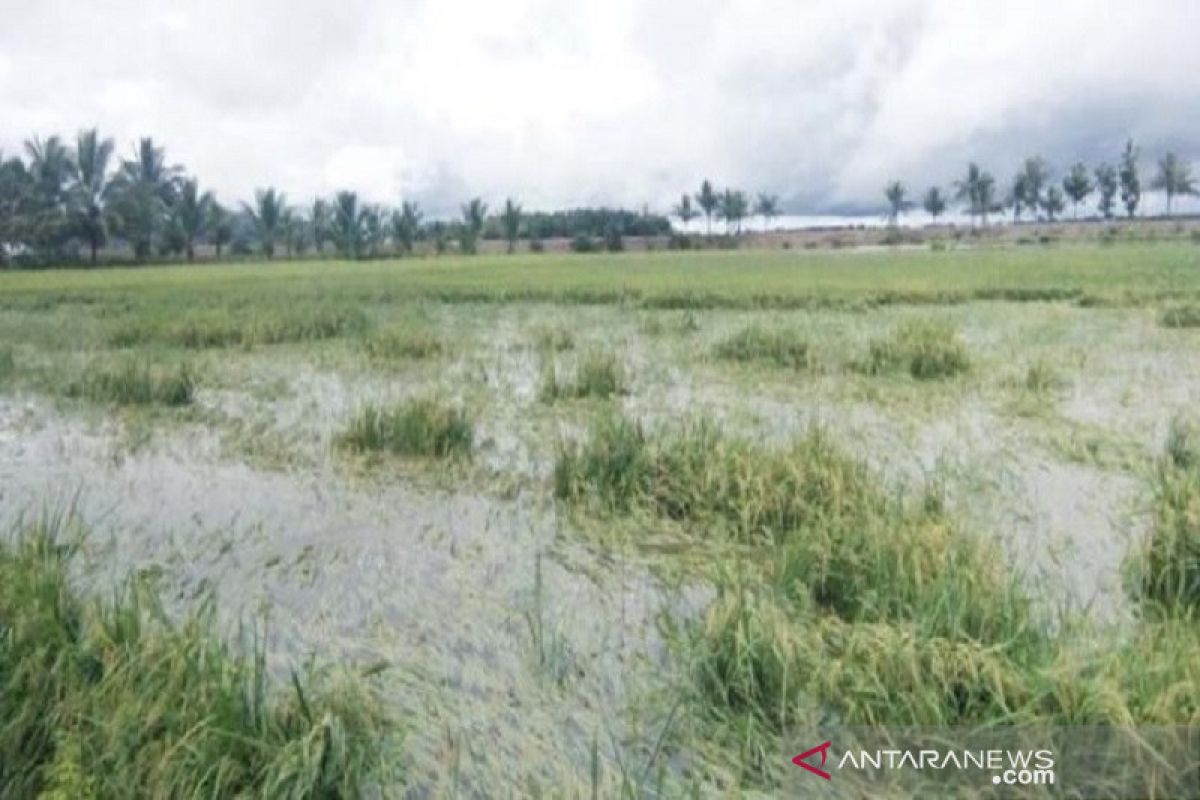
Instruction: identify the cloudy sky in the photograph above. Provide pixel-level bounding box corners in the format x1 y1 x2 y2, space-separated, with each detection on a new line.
2 0 1198 215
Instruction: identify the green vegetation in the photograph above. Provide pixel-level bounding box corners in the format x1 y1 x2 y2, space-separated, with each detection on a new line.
859 319 970 380
0 514 393 798
540 350 625 401
338 398 473 459
1131 417 1200 613
110 304 368 349
559 412 1198 787
713 325 810 369
531 324 575 352
364 326 443 360
66 361 196 406
1160 305 1200 328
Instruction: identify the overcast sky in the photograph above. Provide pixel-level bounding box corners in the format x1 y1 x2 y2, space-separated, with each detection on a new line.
2 0 1198 215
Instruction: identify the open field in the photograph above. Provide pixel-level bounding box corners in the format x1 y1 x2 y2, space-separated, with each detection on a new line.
1 241 1199 795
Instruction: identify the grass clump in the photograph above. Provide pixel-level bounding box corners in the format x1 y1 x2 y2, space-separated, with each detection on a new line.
111 305 369 349
0 346 13 381
363 326 443 360
556 415 879 543
1129 417 1200 613
1160 305 1200 329
338 398 473 459
531 324 575 352
1023 358 1065 393
66 361 196 406
713 325 811 369
540 349 626 402
0 514 394 798
859 319 970 380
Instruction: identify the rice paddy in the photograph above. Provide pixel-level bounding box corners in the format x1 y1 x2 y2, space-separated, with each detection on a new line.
1 241 1199 795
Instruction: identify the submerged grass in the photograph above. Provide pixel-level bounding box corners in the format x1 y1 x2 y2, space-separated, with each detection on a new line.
0 514 395 798
338 398 473 459
66 361 196 406
713 325 811 369
363 326 443 360
1159 305 1200 329
858 318 970 380
1129 416 1200 614
560 412 1198 788
110 304 369 350
540 349 626 402
531 324 575 352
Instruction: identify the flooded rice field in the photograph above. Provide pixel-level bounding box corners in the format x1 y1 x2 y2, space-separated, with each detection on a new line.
1 274 1198 794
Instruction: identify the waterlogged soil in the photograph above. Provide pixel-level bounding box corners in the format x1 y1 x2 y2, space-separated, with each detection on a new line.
1 297 1194 791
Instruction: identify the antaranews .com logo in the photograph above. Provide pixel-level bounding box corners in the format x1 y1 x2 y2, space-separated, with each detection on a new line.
786 726 1198 797
793 740 1055 788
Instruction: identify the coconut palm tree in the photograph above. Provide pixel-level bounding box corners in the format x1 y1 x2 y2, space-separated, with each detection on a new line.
753 193 780 231
501 197 522 253
1094 164 1118 220
390 200 422 255
244 187 286 258
1061 163 1093 219
695 180 718 235
717 189 748 235
460 197 487 254
310 198 331 254
23 135 76 255
209 202 232 259
1119 139 1141 218
71 128 115 265
173 178 214 262
1153 152 1196 216
333 191 364 258
112 138 180 259
922 187 947 223
954 162 997 227
883 181 909 225
672 194 698 229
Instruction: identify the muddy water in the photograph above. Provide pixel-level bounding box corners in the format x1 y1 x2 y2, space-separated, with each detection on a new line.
0 395 695 796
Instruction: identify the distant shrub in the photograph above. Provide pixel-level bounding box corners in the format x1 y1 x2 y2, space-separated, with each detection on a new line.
604 227 624 252
570 234 598 254
860 319 970 380
1160 306 1200 329
529 237 545 253
338 398 472 459
714 325 811 369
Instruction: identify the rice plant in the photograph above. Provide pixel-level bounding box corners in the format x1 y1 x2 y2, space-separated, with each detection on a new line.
540 350 626 402
713 324 810 369
859 319 970 380
1160 305 1200 329
1129 419 1200 613
338 398 473 458
364 326 443 360
66 361 196 406
0 514 396 798
532 324 575 352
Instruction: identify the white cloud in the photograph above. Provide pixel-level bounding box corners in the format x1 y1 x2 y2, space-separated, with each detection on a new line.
1 0 1197 214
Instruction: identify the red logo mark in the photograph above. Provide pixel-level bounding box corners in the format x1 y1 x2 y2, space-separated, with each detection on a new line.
792 741 832 780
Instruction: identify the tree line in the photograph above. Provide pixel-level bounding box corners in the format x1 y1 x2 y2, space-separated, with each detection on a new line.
0 129 670 267
883 141 1197 227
